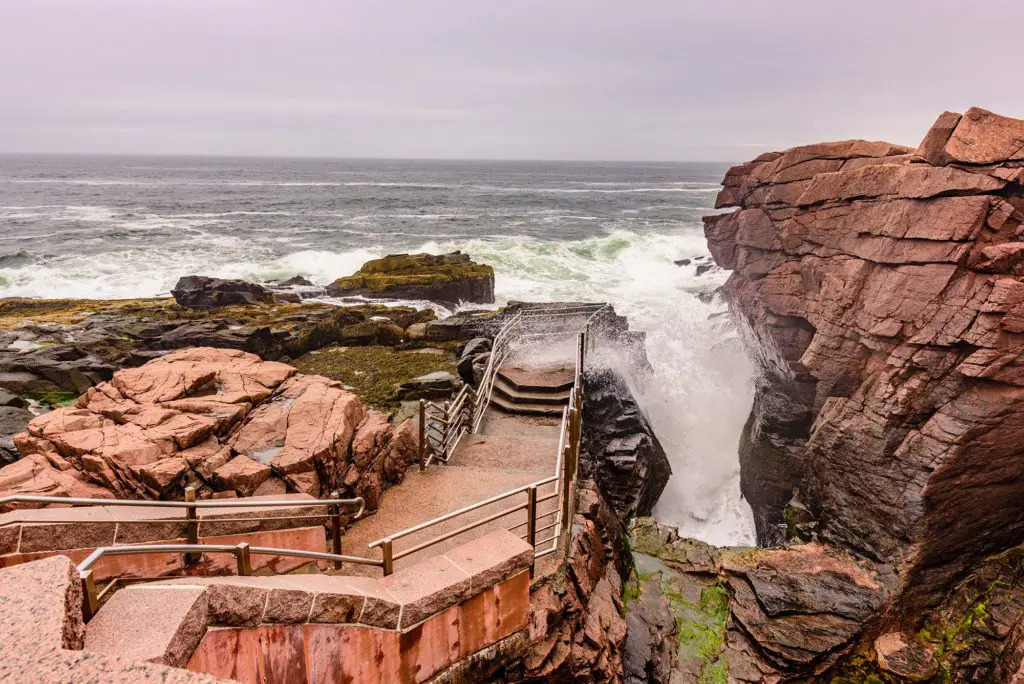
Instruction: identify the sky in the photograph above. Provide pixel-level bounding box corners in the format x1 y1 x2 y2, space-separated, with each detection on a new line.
0 0 1022 161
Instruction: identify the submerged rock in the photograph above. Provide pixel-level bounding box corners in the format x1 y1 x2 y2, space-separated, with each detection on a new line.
326 251 495 305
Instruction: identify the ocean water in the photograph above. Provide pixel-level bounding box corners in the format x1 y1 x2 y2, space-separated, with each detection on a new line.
0 154 756 546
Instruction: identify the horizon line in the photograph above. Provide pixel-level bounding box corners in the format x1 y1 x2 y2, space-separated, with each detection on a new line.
0 150 740 165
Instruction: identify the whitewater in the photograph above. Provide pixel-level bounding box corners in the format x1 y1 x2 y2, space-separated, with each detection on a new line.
0 155 756 546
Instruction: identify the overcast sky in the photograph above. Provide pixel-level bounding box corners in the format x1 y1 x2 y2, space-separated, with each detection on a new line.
0 0 1021 161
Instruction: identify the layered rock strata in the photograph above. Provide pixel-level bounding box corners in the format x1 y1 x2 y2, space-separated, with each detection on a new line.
704 107 1024 618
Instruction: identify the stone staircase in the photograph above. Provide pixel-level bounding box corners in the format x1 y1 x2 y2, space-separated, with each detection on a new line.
491 363 573 416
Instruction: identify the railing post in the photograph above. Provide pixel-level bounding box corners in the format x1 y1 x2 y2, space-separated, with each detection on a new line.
184 486 200 566
80 569 98 621
559 441 572 540
526 486 538 579
330 491 343 570
235 542 252 576
418 400 426 472
382 538 394 576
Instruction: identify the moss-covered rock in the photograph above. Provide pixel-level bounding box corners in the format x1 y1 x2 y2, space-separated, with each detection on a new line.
326 251 495 305
291 345 458 411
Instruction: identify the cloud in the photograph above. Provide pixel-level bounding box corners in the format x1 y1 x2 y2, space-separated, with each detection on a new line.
0 0 1022 160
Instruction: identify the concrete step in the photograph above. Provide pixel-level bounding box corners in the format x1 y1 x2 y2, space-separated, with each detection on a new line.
491 393 566 417
496 364 574 393
493 376 570 406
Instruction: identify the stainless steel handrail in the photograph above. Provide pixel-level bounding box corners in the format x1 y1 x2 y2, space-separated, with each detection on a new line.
0 493 366 517
76 541 383 621
375 304 601 575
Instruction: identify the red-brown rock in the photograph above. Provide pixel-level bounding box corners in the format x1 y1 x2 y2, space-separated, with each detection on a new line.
704 108 1024 624
0 347 420 508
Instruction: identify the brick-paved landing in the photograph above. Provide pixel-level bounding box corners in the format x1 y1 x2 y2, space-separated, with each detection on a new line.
339 409 563 577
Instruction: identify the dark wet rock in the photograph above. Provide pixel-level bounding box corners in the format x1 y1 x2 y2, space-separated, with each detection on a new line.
0 298 435 398
424 310 501 342
695 263 716 276
457 337 492 386
394 371 460 401
0 389 27 408
326 251 495 305
278 276 314 287
580 369 671 521
674 258 692 266
171 275 274 308
627 518 892 681
0 406 33 465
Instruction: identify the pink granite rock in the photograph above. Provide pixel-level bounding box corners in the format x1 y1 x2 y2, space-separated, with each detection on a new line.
0 347 420 507
704 107 1024 623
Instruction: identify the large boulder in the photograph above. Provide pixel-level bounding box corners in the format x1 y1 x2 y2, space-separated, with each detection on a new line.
171 275 274 307
703 108 1024 621
581 369 672 521
326 251 495 305
0 347 420 508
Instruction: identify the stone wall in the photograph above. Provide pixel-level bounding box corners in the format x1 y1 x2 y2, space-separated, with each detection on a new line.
0 530 534 684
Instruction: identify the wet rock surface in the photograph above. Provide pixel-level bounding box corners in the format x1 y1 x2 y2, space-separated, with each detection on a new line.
625 518 892 682
705 107 1024 620
326 251 495 305
580 369 671 522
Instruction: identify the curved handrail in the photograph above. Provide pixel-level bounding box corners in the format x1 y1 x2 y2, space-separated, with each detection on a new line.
76 541 383 620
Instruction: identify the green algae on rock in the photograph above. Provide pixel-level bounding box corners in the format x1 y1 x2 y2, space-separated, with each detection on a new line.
291 345 458 411
326 251 495 305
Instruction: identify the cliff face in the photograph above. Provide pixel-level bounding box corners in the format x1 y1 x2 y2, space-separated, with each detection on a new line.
705 107 1024 619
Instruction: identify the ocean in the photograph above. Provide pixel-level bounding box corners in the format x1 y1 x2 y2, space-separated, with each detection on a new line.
0 154 755 545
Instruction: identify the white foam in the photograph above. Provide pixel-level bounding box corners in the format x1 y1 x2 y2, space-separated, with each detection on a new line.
0 224 756 545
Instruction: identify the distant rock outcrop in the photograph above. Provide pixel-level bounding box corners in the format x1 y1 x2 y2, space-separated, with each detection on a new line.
704 107 1024 620
326 251 495 305
0 347 419 507
171 275 275 307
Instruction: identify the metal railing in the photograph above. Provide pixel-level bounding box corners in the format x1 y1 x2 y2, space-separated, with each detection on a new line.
77 542 382 620
1 490 373 620
374 303 604 576
7 301 612 623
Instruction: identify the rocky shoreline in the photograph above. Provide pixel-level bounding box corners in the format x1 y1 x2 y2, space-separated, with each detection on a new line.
7 107 1024 682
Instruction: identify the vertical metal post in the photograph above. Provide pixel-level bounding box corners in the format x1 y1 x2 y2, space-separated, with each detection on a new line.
418 400 426 472
382 538 394 576
560 441 572 539
330 491 343 570
526 486 538 579
184 486 200 565
235 542 252 576
80 569 98 621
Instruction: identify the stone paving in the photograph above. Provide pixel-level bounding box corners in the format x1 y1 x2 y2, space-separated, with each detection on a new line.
339 408 562 576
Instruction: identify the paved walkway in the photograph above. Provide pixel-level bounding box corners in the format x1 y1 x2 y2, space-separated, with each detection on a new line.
339 408 563 577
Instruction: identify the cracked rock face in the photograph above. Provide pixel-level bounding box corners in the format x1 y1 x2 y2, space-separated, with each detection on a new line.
0 347 419 507
704 107 1024 619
